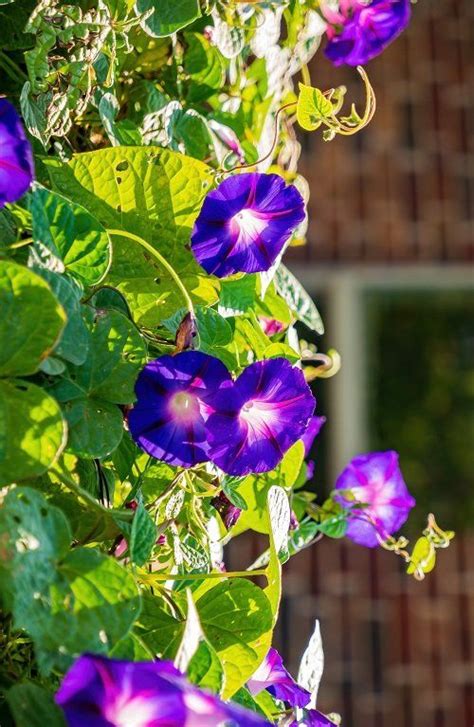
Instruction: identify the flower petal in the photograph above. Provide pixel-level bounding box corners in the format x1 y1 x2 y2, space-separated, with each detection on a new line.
324 0 411 67
128 351 232 468
207 358 315 475
191 173 305 278
301 415 326 457
334 450 416 547
247 648 311 708
0 99 34 207
56 654 270 727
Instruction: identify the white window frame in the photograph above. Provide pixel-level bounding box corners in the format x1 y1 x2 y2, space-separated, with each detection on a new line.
289 264 474 482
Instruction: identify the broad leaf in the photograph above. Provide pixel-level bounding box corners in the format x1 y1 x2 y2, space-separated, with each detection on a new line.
45 147 220 323
297 84 333 132
30 186 111 286
51 309 146 458
6 684 66 727
265 486 290 619
315 499 348 539
187 640 224 694
298 620 324 708
63 310 146 404
184 33 225 103
58 397 124 460
218 275 258 317
196 578 273 698
232 442 305 535
0 261 66 377
1 489 141 673
107 235 220 326
45 147 213 261
136 0 200 38
174 590 203 674
0 380 66 484
164 306 233 354
169 108 213 160
33 269 89 366
135 592 185 659
129 502 157 567
275 264 324 334
0 487 71 611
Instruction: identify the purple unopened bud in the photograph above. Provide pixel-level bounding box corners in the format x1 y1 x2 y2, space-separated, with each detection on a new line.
212 491 242 530
258 316 287 337
289 511 299 531
208 119 244 160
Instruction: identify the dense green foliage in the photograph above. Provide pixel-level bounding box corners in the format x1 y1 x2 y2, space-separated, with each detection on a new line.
0 1 454 725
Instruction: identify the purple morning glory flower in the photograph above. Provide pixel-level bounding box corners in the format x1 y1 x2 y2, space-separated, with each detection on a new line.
128 351 232 468
0 98 34 207
212 491 242 530
55 654 270 727
207 358 315 476
334 450 416 548
247 648 310 707
191 173 306 278
323 0 411 67
301 415 326 457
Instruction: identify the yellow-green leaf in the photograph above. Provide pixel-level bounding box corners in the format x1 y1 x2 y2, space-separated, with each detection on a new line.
297 83 333 132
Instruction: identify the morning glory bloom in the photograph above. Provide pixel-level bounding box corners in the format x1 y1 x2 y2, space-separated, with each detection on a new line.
334 450 416 548
191 173 305 278
323 0 411 67
128 351 232 468
247 648 310 707
56 654 270 727
207 358 315 476
0 98 34 207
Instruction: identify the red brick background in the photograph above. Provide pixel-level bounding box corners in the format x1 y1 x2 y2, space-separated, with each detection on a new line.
290 0 473 264
229 3 474 725
228 533 474 727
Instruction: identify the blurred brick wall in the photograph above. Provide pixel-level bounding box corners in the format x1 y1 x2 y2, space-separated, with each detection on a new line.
228 533 474 727
290 0 474 264
229 5 474 727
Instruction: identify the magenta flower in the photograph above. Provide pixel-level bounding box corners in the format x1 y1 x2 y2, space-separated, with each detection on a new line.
247 648 310 708
55 654 270 727
207 358 315 476
0 98 34 207
334 450 416 548
323 0 411 67
191 173 305 278
211 491 242 530
128 352 232 468
258 317 287 337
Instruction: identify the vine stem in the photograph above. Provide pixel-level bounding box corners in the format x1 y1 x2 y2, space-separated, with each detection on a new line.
139 569 268 583
0 51 28 83
8 237 33 250
222 102 296 176
50 467 133 521
107 229 194 316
